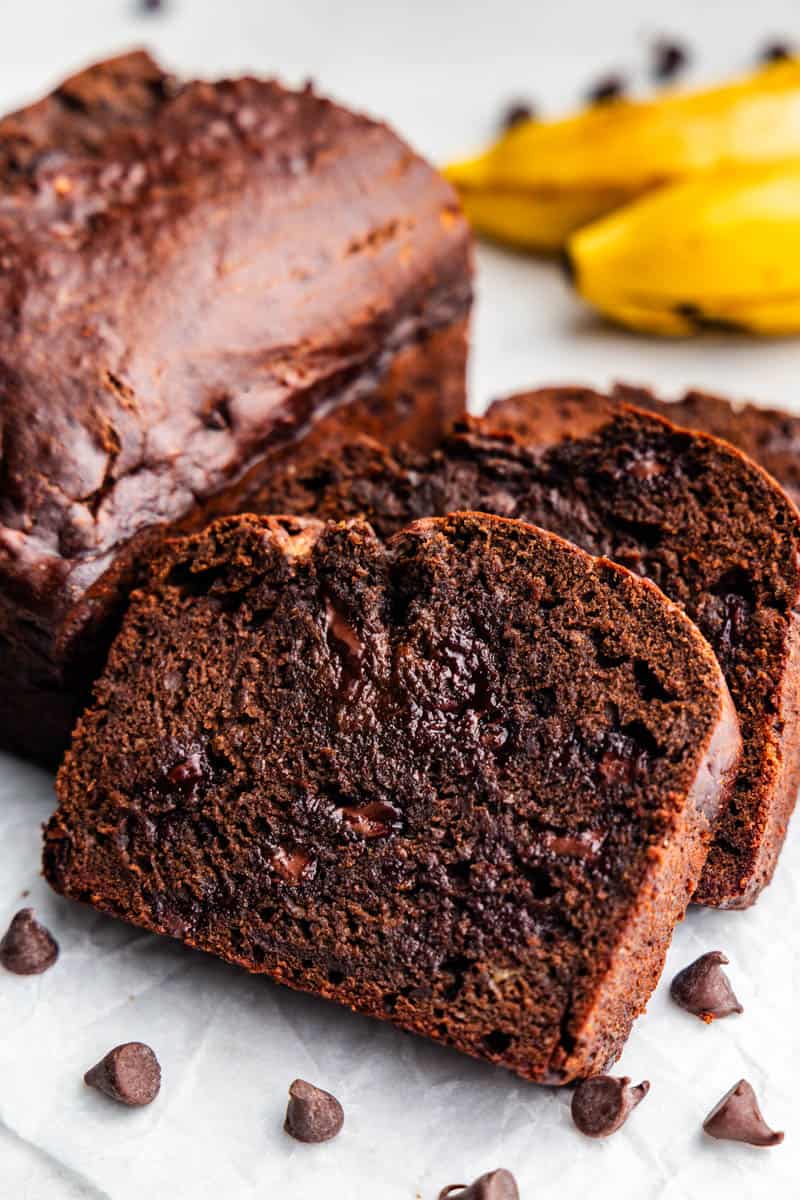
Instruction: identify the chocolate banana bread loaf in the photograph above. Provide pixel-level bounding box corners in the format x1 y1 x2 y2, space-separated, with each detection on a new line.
243 398 800 908
613 383 800 504
0 51 471 763
45 512 739 1083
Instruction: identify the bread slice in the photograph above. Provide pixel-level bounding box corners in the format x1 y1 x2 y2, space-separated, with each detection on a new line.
45 512 739 1083
486 388 800 907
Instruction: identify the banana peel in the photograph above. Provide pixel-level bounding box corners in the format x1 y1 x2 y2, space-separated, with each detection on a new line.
446 60 800 252
566 165 800 335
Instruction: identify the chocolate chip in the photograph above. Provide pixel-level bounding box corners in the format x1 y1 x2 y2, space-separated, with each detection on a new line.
166 753 203 787
586 75 626 105
703 1080 784 1147
0 908 59 975
84 1042 161 1106
500 102 536 132
139 0 166 12
571 1075 650 1137
652 40 689 80
760 41 793 64
339 801 402 838
670 951 743 1022
284 1079 344 1143
438 1169 519 1200
271 846 314 885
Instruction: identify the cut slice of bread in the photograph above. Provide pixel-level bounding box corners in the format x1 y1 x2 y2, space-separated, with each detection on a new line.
45 512 739 1082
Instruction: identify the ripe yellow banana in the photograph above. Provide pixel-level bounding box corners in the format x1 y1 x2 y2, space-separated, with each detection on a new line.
446 60 800 252
566 165 800 336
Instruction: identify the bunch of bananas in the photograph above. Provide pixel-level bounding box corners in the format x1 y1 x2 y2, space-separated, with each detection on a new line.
445 61 800 335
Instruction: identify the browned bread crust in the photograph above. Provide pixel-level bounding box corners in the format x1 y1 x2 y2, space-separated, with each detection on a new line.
0 51 471 763
46 512 739 1083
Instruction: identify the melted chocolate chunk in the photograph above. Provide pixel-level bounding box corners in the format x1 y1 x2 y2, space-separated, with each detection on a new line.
703 1080 784 1147
84 1042 161 1106
670 951 743 1022
271 847 314 885
571 1075 650 1138
439 1169 519 1199
166 753 203 787
0 908 59 975
284 1079 344 1143
339 801 402 838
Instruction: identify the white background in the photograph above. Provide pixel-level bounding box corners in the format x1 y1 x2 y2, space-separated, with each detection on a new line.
1 2 799 1197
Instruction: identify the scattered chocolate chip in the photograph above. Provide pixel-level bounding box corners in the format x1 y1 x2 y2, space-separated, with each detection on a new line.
0 908 59 975
586 75 626 105
500 102 536 132
670 951 743 1022
571 1075 650 1138
284 1079 344 1143
438 1169 519 1200
760 41 793 64
652 39 689 80
703 1080 784 1147
84 1042 161 1106
325 596 363 680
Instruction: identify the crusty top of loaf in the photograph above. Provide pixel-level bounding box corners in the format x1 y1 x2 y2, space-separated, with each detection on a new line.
0 51 470 626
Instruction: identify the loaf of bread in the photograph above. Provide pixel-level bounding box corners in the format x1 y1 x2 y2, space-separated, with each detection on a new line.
0 51 471 762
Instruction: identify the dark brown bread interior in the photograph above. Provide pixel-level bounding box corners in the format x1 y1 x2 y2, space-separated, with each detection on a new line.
242 396 800 908
613 383 800 505
46 513 739 1083
0 51 471 763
